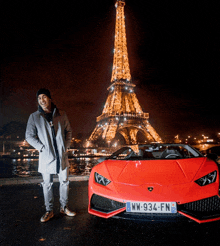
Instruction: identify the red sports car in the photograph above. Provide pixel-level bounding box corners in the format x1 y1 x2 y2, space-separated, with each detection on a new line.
88 144 220 223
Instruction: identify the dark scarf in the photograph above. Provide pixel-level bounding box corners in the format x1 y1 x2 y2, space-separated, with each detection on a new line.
38 103 56 122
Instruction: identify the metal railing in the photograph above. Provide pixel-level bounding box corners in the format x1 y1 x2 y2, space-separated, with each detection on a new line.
96 112 149 122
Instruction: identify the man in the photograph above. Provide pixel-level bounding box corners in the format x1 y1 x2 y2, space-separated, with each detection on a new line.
25 88 75 222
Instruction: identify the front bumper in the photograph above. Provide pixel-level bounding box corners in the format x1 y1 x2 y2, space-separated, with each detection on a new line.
89 194 220 223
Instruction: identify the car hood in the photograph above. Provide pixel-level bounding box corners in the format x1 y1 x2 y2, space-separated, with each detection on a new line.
105 158 205 185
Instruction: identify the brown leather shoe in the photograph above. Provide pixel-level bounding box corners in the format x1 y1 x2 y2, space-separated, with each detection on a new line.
60 206 76 217
40 211 54 222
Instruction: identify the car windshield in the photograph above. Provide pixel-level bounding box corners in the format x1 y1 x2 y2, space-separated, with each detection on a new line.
107 144 203 160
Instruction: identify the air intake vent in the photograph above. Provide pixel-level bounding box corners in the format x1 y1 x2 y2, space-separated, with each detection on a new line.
91 194 125 213
179 196 220 220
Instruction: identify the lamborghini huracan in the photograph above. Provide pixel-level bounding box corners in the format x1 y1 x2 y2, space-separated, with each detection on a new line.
88 144 220 223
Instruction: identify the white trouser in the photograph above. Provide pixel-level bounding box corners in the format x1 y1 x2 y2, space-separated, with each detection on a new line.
41 167 69 211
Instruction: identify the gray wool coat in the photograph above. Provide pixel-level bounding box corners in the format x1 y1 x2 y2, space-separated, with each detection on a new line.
25 107 72 174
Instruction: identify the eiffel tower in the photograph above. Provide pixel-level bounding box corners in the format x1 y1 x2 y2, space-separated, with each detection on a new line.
89 0 162 146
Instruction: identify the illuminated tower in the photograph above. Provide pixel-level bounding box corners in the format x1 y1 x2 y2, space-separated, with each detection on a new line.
89 0 162 145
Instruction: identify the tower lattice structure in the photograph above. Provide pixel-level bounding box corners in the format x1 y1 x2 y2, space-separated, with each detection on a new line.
89 0 162 145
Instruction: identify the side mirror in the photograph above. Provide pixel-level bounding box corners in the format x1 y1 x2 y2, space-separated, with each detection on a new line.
206 153 218 161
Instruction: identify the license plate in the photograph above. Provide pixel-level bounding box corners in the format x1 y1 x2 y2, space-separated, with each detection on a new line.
126 202 177 213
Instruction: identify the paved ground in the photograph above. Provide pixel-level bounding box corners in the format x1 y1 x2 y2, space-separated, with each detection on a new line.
1 180 220 246
0 175 89 186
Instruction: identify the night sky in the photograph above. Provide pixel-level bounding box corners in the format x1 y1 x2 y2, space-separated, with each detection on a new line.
1 0 219 140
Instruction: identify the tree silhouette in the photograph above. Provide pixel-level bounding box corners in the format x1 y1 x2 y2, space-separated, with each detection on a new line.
0 121 26 139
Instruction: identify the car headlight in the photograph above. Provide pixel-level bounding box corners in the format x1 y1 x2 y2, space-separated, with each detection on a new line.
94 172 111 186
195 171 217 186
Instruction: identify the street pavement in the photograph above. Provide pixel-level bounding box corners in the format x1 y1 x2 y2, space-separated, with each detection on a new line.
1 180 220 246
0 175 89 186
